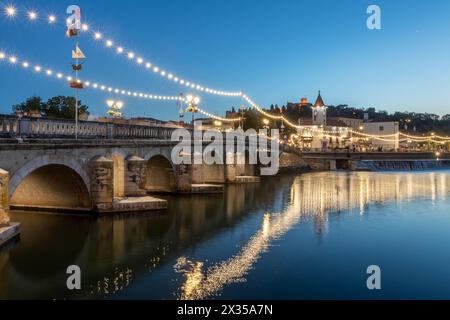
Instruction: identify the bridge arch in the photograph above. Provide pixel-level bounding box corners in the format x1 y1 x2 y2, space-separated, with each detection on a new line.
9 156 91 210
145 154 176 193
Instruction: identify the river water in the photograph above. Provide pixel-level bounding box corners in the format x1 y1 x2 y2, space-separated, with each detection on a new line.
1 171 450 300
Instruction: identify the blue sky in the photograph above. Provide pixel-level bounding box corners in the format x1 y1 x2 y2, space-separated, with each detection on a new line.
1 0 450 120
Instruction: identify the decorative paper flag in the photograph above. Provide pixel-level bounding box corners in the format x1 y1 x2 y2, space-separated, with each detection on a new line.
72 46 86 59
70 81 84 90
66 27 79 38
72 64 83 71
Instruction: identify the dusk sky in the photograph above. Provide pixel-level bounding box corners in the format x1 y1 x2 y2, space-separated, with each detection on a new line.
1 0 450 120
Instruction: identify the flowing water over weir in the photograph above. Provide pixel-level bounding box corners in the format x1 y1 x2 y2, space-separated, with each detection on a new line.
356 160 450 171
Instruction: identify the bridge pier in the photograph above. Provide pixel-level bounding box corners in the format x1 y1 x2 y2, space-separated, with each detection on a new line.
124 156 147 197
92 156 168 213
90 156 114 207
191 164 205 184
0 169 20 248
175 163 193 192
0 169 10 226
329 160 337 171
225 163 237 183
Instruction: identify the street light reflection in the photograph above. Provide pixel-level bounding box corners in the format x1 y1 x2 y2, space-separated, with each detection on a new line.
174 171 450 300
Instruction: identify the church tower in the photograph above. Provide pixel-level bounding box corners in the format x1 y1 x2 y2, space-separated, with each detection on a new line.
312 90 327 126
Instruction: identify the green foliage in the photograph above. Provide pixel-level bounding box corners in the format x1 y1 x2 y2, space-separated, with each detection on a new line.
13 96 45 115
12 96 89 120
44 96 89 119
243 109 259 131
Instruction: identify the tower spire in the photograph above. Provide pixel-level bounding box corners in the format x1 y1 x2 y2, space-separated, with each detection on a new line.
313 90 325 108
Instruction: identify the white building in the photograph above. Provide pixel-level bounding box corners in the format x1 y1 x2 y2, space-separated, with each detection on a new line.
312 91 327 126
360 122 399 151
296 92 352 150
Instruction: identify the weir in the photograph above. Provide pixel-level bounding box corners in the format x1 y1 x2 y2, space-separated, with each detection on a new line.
352 160 450 171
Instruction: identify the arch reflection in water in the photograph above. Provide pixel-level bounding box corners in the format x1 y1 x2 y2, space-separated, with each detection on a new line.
174 171 450 300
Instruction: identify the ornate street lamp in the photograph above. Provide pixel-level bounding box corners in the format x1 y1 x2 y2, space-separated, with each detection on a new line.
107 100 124 118
185 94 200 124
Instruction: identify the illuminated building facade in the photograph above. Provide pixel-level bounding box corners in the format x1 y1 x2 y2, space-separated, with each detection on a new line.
295 92 352 150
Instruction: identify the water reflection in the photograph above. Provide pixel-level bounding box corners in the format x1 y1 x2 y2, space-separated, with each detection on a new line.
174 172 450 300
0 181 286 299
0 172 449 299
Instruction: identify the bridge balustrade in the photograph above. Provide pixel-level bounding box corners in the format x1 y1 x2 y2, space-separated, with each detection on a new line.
0 115 179 140
0 117 19 137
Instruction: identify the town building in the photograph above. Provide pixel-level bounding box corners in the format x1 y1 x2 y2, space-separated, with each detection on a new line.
359 121 400 151
295 92 352 150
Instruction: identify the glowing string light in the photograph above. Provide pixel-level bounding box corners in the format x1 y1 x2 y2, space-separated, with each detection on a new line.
0 49 185 102
1 6 449 133
27 11 37 20
1 6 241 97
5 5 16 17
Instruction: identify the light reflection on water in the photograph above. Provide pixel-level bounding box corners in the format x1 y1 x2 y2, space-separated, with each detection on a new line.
1 171 449 299
173 171 450 300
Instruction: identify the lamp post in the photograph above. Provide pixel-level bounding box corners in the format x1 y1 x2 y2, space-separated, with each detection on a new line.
107 100 124 118
186 94 200 124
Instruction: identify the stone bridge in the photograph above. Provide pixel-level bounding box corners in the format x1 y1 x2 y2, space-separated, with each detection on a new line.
0 116 260 214
1 116 447 214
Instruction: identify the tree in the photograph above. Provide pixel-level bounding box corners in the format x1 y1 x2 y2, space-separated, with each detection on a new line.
44 96 89 119
243 109 259 131
13 96 45 116
12 96 89 120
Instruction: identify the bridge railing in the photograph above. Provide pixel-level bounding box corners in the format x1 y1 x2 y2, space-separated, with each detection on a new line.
0 115 179 140
0 116 19 136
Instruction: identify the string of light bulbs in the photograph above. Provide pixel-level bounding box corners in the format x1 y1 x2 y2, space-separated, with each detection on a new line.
0 3 242 98
0 3 242 122
0 47 241 122
0 48 184 101
1 3 449 138
399 132 450 141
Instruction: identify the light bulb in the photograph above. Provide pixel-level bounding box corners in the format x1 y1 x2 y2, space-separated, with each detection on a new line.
5 6 16 17
28 11 37 20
